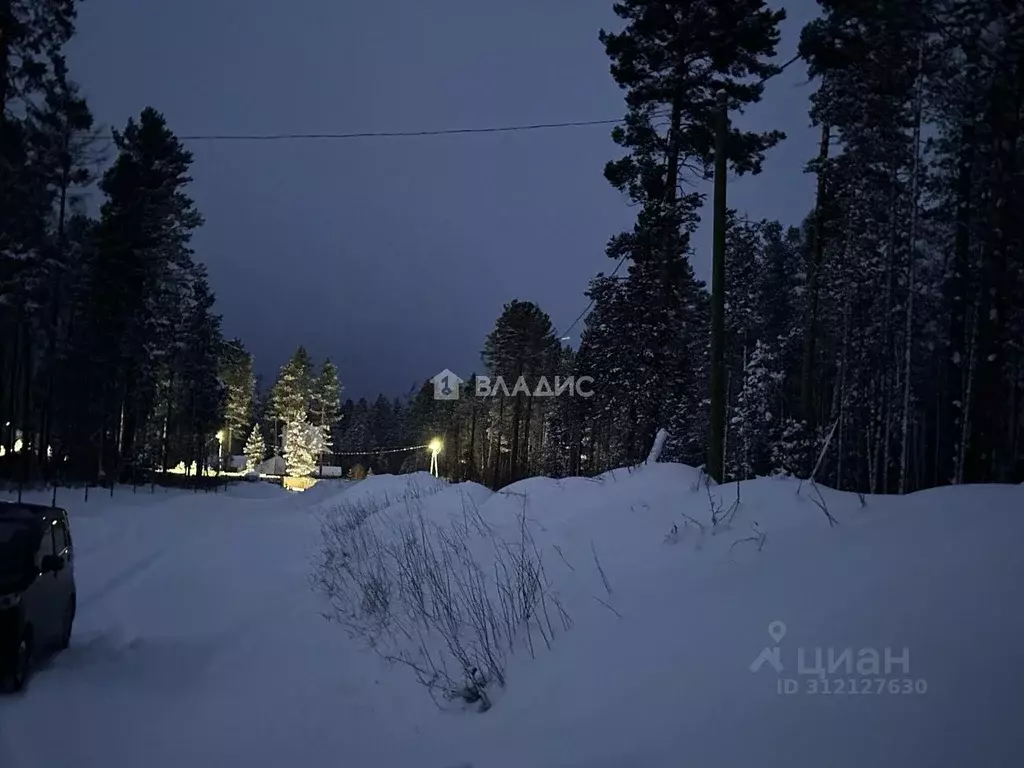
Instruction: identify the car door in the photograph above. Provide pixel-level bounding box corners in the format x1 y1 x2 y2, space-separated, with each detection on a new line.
29 521 58 643
52 516 74 609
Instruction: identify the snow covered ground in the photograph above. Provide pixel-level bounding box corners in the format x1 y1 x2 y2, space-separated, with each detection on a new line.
1 468 1022 767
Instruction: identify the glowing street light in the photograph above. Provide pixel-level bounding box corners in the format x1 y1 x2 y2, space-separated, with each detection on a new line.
428 438 443 477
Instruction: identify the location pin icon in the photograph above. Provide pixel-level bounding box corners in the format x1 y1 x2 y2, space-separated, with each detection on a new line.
768 621 787 644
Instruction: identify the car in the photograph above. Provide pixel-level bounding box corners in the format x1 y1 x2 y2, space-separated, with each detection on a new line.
0 501 77 692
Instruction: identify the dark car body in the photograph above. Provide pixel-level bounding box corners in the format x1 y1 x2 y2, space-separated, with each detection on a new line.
0 501 77 691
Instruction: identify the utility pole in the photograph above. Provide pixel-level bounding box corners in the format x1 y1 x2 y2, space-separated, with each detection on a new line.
708 89 729 483
705 57 799 483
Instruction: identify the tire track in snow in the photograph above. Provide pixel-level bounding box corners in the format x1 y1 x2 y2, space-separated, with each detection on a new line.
79 547 170 608
75 499 236 610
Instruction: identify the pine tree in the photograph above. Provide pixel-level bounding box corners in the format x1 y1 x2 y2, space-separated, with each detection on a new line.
29 55 100 474
179 266 227 476
267 345 313 457
597 0 787 474
306 358 340 473
1 0 92 476
271 345 313 423
797 1 911 489
220 338 254 459
0 6 255 485
482 300 559 485
772 418 810 477
576 259 709 472
338 397 371 454
0 1 81 269
789 0 1024 491
757 222 806 372
311 359 341 429
728 340 783 480
283 416 325 477
77 107 205 480
334 397 354 452
244 425 265 472
391 397 409 446
540 345 584 478
926 0 1024 484
368 394 395 444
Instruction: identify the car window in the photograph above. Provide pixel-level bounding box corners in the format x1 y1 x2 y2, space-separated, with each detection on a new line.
0 520 38 575
0 520 29 546
54 521 69 554
37 524 55 559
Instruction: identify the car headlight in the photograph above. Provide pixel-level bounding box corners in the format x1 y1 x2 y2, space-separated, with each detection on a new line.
0 593 22 610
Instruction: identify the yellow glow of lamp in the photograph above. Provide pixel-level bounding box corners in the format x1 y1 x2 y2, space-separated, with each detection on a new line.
428 438 443 477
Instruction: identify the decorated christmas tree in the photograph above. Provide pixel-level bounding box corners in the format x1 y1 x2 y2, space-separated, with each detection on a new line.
244 426 266 472
283 417 330 477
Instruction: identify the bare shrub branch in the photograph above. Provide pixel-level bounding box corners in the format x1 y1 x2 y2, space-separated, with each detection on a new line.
728 521 767 562
712 481 742 531
690 465 708 493
591 540 612 596
680 512 706 533
312 484 570 712
593 595 623 619
809 480 839 527
552 544 575 571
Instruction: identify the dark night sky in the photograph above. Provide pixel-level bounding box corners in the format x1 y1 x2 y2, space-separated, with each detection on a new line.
68 0 820 400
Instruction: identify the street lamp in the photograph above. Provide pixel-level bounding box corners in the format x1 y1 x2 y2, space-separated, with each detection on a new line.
428 438 443 478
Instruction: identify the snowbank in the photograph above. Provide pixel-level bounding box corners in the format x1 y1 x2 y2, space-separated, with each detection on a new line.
2 467 1021 768
312 465 1024 766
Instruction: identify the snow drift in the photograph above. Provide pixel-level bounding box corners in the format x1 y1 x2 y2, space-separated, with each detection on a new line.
313 465 1024 766
1 466 1021 768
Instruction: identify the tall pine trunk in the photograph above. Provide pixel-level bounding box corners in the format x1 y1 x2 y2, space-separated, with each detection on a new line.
800 122 831 464
944 121 974 483
899 40 925 494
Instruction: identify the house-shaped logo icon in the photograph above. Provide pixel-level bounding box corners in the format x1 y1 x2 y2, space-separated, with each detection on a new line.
431 369 464 401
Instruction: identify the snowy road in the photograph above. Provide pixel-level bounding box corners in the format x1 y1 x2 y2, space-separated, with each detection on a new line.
0 483 451 768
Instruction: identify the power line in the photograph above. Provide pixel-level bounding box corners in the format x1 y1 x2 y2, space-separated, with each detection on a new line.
330 444 430 457
103 58 805 340
174 118 625 142
762 53 801 85
99 57 802 146
558 254 629 341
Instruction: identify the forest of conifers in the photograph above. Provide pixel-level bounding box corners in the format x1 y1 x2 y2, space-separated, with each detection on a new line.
2 0 1021 493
